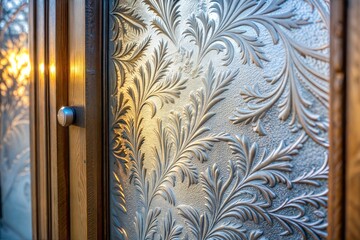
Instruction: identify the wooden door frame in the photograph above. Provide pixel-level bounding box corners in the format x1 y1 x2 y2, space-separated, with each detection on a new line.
29 0 70 239
67 0 104 239
329 0 347 239
29 0 104 239
28 0 359 239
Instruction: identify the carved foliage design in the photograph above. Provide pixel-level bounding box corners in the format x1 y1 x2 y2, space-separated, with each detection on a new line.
109 0 329 239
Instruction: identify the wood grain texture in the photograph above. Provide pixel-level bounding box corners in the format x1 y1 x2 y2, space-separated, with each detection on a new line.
346 0 360 239
48 0 70 239
29 0 39 238
102 1 110 239
30 0 71 238
328 0 346 239
29 0 51 239
37 1 51 237
69 0 87 239
85 0 104 239
67 0 104 238
68 0 104 238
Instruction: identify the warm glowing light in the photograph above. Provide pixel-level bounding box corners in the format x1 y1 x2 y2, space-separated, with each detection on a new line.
0 37 30 105
1 47 30 84
10 51 29 82
50 64 56 75
39 63 45 74
70 64 80 76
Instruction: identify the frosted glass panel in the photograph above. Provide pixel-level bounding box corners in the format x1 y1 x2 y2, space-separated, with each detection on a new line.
0 0 32 239
108 0 329 239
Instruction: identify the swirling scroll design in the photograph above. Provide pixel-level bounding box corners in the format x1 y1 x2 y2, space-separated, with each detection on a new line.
179 134 327 239
109 0 330 239
185 0 329 146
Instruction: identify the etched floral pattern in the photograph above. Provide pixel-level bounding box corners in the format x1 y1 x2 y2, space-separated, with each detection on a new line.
109 0 329 239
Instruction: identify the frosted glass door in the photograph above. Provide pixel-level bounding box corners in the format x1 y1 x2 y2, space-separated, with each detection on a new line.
108 0 330 239
0 0 32 239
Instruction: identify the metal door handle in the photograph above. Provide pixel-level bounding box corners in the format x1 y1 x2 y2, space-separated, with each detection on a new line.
57 106 75 127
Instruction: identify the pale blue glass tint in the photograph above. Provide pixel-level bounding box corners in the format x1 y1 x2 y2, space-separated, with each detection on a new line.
0 0 32 239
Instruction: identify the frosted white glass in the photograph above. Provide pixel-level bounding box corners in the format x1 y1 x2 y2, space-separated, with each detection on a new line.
108 1 330 239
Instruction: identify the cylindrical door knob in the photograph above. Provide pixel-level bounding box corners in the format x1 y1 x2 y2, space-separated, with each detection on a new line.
57 106 75 127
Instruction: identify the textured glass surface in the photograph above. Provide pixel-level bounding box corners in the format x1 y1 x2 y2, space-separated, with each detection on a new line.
108 0 329 239
0 0 32 239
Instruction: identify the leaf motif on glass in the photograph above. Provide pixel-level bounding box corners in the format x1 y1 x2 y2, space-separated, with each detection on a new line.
109 0 330 239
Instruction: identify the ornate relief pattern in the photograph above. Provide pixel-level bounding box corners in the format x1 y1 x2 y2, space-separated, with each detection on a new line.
109 0 329 239
179 134 327 240
143 0 181 45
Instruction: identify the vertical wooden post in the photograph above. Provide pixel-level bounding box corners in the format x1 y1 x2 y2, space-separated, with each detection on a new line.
30 0 70 239
48 0 70 239
30 0 51 238
329 0 346 239
346 0 360 239
68 0 103 239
